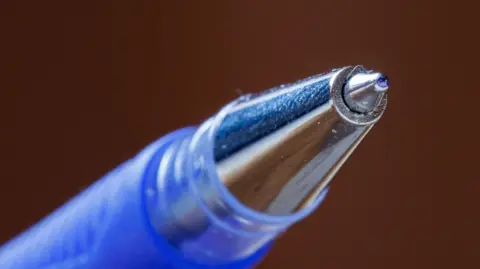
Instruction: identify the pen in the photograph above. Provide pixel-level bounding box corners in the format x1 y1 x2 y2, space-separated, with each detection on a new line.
0 65 389 269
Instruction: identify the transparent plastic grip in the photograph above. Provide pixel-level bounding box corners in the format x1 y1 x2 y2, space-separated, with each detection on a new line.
0 128 270 269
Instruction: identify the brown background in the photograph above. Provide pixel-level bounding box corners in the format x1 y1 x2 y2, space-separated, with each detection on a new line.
1 1 479 268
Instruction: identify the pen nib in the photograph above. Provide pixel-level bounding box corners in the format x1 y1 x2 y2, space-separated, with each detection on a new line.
344 72 389 113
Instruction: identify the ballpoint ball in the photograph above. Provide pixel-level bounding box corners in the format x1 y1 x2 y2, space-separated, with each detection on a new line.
377 75 389 88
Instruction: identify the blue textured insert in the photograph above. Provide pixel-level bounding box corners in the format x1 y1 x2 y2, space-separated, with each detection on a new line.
214 74 331 161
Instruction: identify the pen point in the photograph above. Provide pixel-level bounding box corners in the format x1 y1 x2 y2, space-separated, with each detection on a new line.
344 72 389 113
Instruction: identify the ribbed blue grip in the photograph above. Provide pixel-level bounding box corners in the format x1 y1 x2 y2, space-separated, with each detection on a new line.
0 128 269 269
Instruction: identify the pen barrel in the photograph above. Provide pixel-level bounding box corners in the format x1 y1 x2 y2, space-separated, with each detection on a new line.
0 128 268 269
0 65 386 269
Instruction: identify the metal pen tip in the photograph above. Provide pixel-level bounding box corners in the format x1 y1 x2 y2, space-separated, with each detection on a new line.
210 66 388 215
344 72 389 113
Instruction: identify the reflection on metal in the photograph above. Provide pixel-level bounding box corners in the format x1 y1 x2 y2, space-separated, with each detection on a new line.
215 66 388 215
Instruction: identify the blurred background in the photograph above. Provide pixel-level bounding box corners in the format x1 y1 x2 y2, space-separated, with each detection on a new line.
0 1 479 268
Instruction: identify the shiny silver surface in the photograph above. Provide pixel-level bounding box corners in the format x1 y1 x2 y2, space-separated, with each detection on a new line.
215 66 388 215
344 72 388 113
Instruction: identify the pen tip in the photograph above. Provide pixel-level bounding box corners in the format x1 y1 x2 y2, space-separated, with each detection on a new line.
344 72 389 113
376 75 389 90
